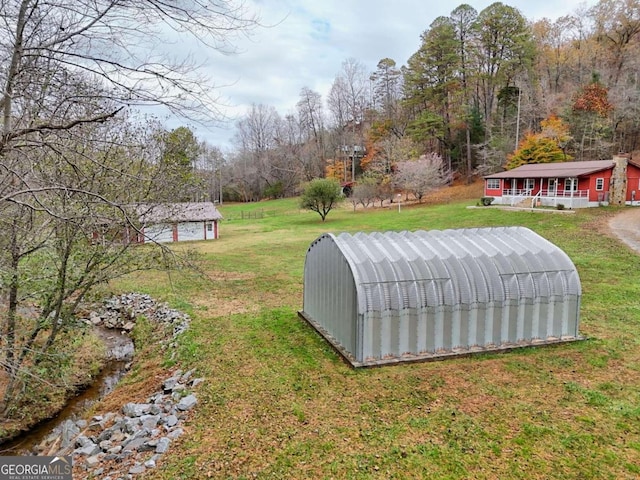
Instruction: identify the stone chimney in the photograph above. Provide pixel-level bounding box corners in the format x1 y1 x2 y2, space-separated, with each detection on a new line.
610 154 629 205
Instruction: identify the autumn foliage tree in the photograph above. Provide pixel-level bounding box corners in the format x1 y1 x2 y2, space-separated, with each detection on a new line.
507 115 573 169
569 78 614 160
572 81 614 117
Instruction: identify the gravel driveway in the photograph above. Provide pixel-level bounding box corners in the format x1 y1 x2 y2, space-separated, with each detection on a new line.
609 207 640 253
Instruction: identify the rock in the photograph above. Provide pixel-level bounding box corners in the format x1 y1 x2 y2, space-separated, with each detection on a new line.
163 414 179 428
167 428 184 440
176 394 197 411
172 384 186 394
162 377 179 393
75 443 101 456
123 403 150 418
107 445 122 455
122 437 147 453
180 369 195 383
97 429 113 443
140 415 160 429
90 311 102 325
129 464 146 475
155 437 170 454
191 378 205 388
76 435 95 448
61 420 81 448
138 440 157 453
99 440 113 451
110 430 126 443
123 418 141 435
86 454 103 468
46 293 199 477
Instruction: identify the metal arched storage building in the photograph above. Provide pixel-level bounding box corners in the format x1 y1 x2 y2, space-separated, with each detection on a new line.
299 227 582 367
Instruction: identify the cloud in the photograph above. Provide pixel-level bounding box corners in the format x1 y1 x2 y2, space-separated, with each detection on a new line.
155 0 598 149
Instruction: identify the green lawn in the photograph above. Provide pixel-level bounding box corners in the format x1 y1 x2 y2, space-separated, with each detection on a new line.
117 199 640 480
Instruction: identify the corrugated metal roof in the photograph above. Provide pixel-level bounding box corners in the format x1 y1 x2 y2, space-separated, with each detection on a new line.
135 202 223 223
485 160 614 179
332 227 580 311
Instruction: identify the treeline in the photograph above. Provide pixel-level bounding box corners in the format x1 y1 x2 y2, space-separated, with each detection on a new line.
213 0 640 202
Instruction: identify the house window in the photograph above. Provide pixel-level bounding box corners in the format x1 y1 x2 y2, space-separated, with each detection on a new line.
564 178 578 191
595 178 604 191
206 223 213 232
548 178 557 193
486 179 500 190
524 178 535 191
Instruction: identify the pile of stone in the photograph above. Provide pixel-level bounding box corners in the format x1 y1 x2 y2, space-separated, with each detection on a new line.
38 369 203 479
86 293 191 341
45 293 199 478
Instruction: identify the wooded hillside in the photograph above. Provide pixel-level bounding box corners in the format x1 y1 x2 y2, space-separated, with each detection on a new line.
222 0 640 201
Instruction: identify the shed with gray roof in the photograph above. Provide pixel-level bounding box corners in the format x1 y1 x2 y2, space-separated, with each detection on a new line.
299 227 582 367
135 202 223 243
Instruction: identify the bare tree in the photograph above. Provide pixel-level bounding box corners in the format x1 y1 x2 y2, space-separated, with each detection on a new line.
327 76 349 130
296 87 327 178
393 153 452 203
1 1 260 154
0 0 259 418
326 59 370 182
197 141 226 203
340 58 370 126
233 103 281 199
349 176 378 211
590 0 640 87
0 110 198 415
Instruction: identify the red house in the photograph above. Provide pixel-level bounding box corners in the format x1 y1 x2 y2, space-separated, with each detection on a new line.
484 155 640 208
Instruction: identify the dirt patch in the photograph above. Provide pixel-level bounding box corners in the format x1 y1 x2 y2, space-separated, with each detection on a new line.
195 296 260 317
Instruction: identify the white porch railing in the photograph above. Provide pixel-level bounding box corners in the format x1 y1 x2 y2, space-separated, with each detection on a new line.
501 189 591 208
538 189 589 198
503 189 533 206
503 188 533 196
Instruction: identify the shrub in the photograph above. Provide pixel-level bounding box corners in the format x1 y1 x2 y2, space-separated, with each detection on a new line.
481 196 495 206
557 203 565 210
300 178 343 221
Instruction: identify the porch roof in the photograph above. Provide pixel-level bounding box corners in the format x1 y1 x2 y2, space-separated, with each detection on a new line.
485 160 615 179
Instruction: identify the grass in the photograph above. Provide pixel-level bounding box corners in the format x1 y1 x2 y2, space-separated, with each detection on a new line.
110 190 640 479
0 324 107 441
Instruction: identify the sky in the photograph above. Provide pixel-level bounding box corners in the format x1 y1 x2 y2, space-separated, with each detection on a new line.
165 0 598 151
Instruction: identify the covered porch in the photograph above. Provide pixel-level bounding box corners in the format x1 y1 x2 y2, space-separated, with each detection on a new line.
484 160 616 209
500 185 599 209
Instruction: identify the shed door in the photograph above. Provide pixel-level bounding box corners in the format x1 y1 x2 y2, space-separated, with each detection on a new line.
177 222 205 241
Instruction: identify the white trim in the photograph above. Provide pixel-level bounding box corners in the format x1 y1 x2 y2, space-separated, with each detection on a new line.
524 178 535 190
595 178 604 191
486 178 500 190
